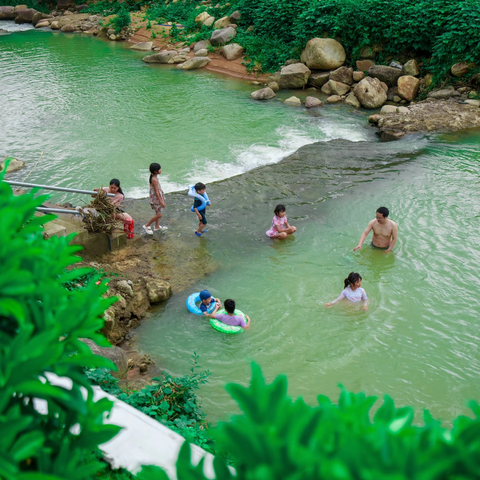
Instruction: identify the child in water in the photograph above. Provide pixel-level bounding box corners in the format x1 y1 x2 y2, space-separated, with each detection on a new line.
198 290 221 313
325 272 368 311
193 182 209 237
266 204 297 239
143 163 166 235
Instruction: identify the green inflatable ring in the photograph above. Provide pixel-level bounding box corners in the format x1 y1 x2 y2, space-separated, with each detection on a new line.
209 308 247 334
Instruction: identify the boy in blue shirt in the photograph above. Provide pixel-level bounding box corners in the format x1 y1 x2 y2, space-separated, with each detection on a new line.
199 290 221 313
193 182 209 237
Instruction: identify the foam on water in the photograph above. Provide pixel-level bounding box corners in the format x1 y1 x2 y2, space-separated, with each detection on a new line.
0 20 35 32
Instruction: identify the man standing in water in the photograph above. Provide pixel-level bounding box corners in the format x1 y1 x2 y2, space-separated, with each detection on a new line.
353 207 398 253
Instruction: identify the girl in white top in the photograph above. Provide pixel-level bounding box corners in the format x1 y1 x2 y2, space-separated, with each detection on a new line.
325 272 368 311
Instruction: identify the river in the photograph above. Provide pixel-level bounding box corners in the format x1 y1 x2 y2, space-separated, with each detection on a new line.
2 26 480 425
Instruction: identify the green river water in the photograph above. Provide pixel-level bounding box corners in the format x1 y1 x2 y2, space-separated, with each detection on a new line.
2 26 480 425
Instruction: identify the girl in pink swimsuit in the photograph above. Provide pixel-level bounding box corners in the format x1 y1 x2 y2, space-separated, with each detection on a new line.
266 204 297 239
325 272 368 311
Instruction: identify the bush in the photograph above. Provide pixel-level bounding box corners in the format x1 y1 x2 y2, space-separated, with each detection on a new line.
111 6 131 34
0 160 121 479
137 363 480 480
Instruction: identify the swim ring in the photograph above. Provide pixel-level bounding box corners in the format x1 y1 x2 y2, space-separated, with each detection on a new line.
186 292 216 316
188 185 210 212
210 308 247 334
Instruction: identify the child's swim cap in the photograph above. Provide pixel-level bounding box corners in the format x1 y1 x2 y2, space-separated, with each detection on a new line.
199 290 211 300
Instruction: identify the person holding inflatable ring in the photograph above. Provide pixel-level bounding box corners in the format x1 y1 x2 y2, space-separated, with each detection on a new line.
203 299 251 330
191 182 210 237
199 290 221 313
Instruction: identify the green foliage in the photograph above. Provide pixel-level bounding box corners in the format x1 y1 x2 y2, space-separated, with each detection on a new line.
0 160 121 479
111 5 131 34
86 354 214 452
137 363 480 480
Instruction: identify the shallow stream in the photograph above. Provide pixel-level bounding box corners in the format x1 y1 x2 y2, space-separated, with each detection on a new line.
2 26 480 425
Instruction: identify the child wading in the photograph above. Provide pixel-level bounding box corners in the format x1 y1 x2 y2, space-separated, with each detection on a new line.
193 182 209 237
143 163 166 235
266 204 297 239
325 272 368 311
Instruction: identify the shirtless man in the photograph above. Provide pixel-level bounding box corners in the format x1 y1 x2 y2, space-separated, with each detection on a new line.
353 207 398 253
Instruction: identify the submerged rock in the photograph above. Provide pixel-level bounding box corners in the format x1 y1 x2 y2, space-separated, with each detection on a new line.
250 87 276 100
305 96 323 108
0 157 25 173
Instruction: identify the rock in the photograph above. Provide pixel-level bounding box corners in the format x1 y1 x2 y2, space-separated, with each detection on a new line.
80 338 128 378
214 15 230 28
328 80 350 95
210 26 236 46
305 96 323 108
278 63 311 89
0 28 9 35
380 81 388 92
50 20 60 29
381 131 405 142
102 308 115 334
284 96 302 106
64 10 73 15
0 6 15 20
203 16 214 27
35 19 50 28
356 59 375 71
424 74 433 88
194 40 211 52
397 106 409 113
427 88 461 100
389 61 403 70
14 8 38 24
300 38 346 70
380 105 398 114
143 51 177 63
115 280 133 297
0 158 25 173
308 72 330 88
61 25 75 33
130 42 153 51
368 65 403 87
195 11 210 24
32 11 52 26
195 48 209 57
393 95 401 103
109 34 116 40
403 59 420 76
145 279 171 304
353 71 364 82
451 62 472 77
464 99 480 107
353 77 387 109
325 95 342 104
222 43 243 61
250 87 276 100
268 81 279 91
229 10 240 22
169 55 189 64
345 92 360 108
321 82 332 95
14 4 27 10
368 114 381 123
284 59 301 66
77 4 88 12
177 57 211 69
397 75 420 101
329 66 353 85
468 90 478 98
470 73 480 85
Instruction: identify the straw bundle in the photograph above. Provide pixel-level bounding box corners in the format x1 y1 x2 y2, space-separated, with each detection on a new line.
79 188 117 236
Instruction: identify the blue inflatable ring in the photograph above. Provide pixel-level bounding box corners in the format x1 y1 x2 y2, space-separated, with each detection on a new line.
188 185 210 212
186 292 216 316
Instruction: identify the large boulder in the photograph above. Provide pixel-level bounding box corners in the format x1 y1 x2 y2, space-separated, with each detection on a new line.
427 87 461 100
0 6 15 20
214 15 230 29
130 41 153 51
177 57 211 69
145 279 171 304
14 8 38 23
61 25 75 33
305 96 323 108
31 11 52 26
403 59 420 76
328 80 350 95
353 77 387 109
79 338 128 378
397 75 420 101
169 55 189 64
278 63 311 89
308 72 330 88
194 39 211 52
329 66 353 85
50 20 60 29
222 43 243 61
368 65 403 87
250 87 276 100
300 38 346 70
451 62 472 77
195 49 209 57
210 26 236 46
195 11 210 24
143 51 176 63
35 19 51 28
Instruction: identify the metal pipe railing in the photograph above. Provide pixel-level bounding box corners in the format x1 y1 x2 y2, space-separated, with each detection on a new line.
36 207 82 215
4 180 115 197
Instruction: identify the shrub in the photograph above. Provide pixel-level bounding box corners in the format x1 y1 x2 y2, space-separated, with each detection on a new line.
111 6 131 34
0 160 121 479
137 363 480 480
